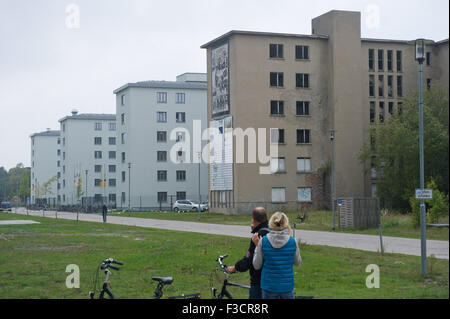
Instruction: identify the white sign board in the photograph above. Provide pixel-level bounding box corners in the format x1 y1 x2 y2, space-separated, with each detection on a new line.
209 117 233 191
415 189 433 200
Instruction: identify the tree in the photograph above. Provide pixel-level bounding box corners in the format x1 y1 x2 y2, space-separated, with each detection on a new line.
360 86 449 211
18 171 30 201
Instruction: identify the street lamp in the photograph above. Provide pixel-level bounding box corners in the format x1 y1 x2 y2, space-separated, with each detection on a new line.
330 130 335 230
128 162 131 215
197 152 201 221
415 38 427 277
85 170 88 211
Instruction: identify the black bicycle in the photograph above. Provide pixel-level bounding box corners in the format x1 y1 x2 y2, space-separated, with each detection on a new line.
211 254 250 299
89 257 201 299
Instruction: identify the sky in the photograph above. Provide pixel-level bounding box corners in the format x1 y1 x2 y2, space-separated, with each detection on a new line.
0 0 448 170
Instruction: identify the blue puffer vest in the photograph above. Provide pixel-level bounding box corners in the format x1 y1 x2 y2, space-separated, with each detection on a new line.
260 235 296 293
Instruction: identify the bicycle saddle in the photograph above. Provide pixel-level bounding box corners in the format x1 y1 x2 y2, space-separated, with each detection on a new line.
152 276 174 285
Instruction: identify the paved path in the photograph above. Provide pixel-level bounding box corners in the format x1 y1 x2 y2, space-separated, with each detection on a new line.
8 208 449 260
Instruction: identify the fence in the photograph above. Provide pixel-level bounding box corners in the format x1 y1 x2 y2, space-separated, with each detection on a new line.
114 194 209 212
338 197 380 229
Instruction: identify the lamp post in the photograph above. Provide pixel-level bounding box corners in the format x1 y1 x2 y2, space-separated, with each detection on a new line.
197 152 201 221
85 169 88 212
415 38 427 277
330 130 336 230
128 162 131 215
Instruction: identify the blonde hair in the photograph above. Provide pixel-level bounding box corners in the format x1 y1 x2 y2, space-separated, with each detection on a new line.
269 212 291 233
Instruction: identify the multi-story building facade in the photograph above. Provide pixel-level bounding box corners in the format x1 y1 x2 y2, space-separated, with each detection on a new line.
113 73 208 210
30 129 60 205
201 10 449 214
58 110 117 206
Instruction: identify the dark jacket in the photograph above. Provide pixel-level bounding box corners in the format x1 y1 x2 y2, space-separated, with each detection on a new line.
102 205 107 214
234 220 270 285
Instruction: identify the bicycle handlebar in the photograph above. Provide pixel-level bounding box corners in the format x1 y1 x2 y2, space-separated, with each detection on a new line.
216 254 229 273
100 258 123 270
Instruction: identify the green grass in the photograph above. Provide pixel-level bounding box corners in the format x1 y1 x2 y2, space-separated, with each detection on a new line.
0 212 448 299
108 209 449 241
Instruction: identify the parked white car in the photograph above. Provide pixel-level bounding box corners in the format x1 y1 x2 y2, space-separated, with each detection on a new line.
172 200 206 212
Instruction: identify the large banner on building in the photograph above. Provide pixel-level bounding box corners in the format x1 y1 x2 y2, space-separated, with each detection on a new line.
210 117 233 190
211 42 230 118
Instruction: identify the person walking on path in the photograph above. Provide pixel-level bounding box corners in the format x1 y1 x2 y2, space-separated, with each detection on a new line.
226 207 271 299
253 212 302 299
102 204 108 223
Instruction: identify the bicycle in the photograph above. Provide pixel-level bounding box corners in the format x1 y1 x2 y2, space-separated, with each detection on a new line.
211 254 250 299
89 257 201 299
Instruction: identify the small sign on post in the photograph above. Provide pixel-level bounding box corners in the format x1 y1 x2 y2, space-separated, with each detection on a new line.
337 198 343 206
415 189 433 200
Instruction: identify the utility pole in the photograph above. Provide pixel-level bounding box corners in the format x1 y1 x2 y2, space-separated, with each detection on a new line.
128 162 131 215
197 152 201 221
85 169 88 212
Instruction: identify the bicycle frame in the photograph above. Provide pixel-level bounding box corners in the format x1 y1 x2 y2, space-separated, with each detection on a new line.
99 268 114 299
212 254 250 299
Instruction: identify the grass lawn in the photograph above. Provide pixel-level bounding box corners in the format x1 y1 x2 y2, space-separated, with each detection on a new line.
0 212 448 299
108 209 449 241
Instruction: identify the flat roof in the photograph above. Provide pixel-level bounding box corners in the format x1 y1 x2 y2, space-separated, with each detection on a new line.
200 30 328 49
30 130 60 138
113 80 207 94
58 113 116 123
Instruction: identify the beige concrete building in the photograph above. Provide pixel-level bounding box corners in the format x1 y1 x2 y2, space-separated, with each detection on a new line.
201 10 449 214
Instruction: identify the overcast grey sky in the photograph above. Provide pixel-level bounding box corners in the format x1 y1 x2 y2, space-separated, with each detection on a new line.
0 0 448 170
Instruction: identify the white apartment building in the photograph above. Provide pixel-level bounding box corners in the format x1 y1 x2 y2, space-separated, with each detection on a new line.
58 110 118 206
30 129 60 205
113 73 208 210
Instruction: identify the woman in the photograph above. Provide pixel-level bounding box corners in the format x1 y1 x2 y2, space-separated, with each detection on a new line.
253 212 301 299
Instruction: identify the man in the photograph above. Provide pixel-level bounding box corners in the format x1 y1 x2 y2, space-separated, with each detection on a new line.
226 207 270 299
102 204 107 223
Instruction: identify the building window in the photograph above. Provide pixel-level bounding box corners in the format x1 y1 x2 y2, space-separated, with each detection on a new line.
109 122 116 131
270 72 284 87
57 138 60 145
270 158 286 173
176 93 185 104
270 101 284 115
157 151 167 162
94 151 102 159
295 45 309 60
121 192 126 203
176 192 186 200
398 102 403 115
57 160 60 167
176 170 186 181
387 75 393 97
57 149 60 156
396 51 402 72
426 52 431 66
397 76 403 97
176 112 186 123
63 152 65 160
121 113 125 125
297 187 312 202
157 92 167 103
157 111 167 123
370 101 375 123
176 131 185 142
121 94 125 106
157 170 167 181
62 124 66 132
157 131 167 142
63 137 65 146
297 157 311 172
94 137 102 145
269 44 283 58
157 192 167 203
296 73 309 88
95 179 101 187
109 137 116 145
369 75 375 97
387 50 393 71
63 180 66 188
176 150 185 163
94 122 102 131
95 165 102 173
427 78 432 90
109 165 116 173
121 171 126 183
270 129 285 144
271 187 286 203
378 49 384 71
368 49 374 70
109 194 116 202
297 129 310 144
379 102 385 123
388 102 394 116
296 101 310 116
371 183 377 198
378 75 384 97
63 166 65 174
121 152 126 163
109 151 116 159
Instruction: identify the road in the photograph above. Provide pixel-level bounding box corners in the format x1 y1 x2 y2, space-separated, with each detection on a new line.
8 208 449 259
